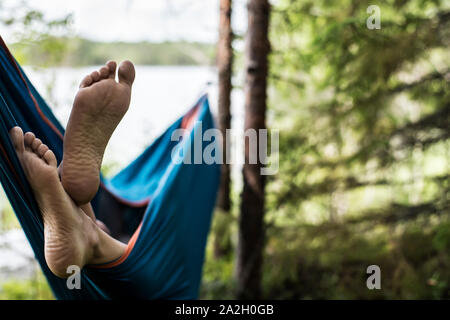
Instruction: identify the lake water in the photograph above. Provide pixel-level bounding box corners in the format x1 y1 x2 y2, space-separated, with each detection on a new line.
0 65 244 280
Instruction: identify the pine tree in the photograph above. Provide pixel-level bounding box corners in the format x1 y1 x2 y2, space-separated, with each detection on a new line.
236 0 271 299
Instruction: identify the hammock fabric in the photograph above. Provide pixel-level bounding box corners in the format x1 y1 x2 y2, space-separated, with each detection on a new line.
0 36 220 299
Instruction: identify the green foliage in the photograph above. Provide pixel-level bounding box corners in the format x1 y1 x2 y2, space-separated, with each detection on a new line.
269 0 449 221
0 272 54 300
0 0 73 66
204 0 449 299
433 221 450 252
0 190 20 230
263 0 449 299
203 215 450 299
200 251 235 299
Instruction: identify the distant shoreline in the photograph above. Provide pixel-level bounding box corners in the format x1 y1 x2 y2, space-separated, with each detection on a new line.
10 36 216 67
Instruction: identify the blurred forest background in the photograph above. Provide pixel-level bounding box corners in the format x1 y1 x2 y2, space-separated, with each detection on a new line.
1 0 449 299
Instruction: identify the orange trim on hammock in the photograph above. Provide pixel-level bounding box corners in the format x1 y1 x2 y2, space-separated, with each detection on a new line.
89 222 142 269
181 103 200 130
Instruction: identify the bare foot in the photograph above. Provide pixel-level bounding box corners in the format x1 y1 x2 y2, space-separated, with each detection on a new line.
10 127 125 278
61 60 135 205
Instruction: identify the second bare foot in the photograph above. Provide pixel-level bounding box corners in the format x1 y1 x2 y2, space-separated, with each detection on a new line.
61 60 135 205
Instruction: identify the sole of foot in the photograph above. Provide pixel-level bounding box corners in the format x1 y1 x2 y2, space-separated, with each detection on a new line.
61 60 135 205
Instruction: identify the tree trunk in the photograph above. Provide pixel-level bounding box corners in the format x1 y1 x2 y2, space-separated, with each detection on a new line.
216 0 233 213
214 0 233 259
236 0 270 299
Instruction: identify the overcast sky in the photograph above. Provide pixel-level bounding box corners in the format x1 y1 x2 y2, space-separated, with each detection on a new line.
0 0 248 43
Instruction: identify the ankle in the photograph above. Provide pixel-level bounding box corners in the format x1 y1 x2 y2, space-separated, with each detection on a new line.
90 226 126 265
83 216 102 261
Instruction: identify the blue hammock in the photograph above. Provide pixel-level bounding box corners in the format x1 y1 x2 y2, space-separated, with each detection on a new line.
0 36 220 299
